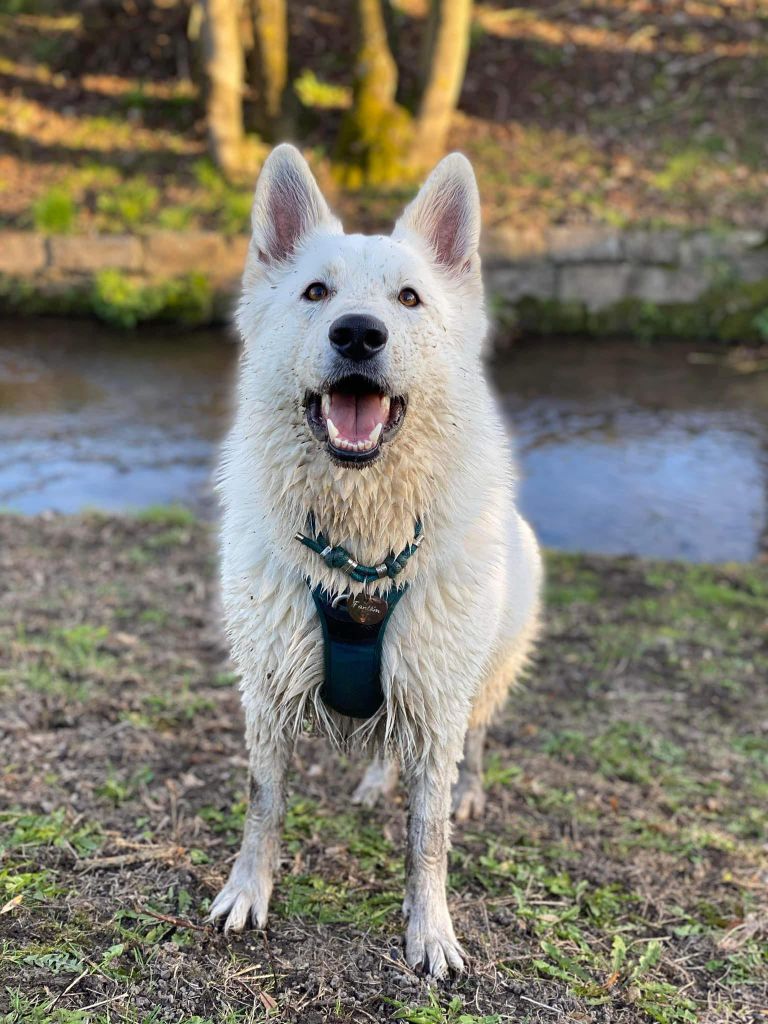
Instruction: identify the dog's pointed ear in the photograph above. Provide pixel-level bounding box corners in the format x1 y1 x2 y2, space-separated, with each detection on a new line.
250 144 340 265
392 153 480 274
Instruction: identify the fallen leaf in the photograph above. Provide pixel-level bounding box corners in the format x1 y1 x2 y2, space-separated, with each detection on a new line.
0 894 23 914
114 632 139 646
259 991 278 1010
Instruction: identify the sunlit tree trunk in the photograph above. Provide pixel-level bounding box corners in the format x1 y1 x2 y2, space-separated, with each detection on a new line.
413 0 472 169
357 0 399 110
200 0 245 177
335 0 413 187
249 0 289 140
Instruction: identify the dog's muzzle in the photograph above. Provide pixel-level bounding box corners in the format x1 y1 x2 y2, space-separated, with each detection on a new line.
304 373 407 467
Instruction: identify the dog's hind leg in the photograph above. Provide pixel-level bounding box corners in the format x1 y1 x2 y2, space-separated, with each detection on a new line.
403 758 465 978
451 724 487 822
208 727 289 933
351 755 399 808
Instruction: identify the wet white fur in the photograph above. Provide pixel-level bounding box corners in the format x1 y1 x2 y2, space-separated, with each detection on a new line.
211 145 542 976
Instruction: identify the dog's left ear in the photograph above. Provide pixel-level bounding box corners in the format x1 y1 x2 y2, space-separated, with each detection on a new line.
393 153 480 275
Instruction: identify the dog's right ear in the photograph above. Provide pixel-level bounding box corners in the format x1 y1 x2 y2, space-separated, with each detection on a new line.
392 153 481 276
250 144 340 266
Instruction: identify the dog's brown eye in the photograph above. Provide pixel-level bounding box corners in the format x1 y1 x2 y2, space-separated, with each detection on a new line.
399 287 420 308
303 282 328 301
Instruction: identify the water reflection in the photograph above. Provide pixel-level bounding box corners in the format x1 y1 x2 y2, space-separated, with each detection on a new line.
493 339 766 561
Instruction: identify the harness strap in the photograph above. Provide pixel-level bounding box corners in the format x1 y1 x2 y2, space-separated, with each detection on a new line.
296 518 423 584
309 584 407 719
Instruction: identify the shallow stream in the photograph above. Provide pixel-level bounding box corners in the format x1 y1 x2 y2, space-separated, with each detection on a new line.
1 318 765 561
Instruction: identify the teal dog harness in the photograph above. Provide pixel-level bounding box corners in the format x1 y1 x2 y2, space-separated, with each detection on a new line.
295 517 423 719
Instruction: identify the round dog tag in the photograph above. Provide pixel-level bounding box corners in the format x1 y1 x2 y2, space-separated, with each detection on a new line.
347 593 388 625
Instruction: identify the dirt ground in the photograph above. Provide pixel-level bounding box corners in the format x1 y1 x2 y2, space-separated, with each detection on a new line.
2 1 768 235
0 510 766 1023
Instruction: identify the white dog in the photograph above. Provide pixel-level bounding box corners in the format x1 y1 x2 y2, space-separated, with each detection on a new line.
210 144 542 978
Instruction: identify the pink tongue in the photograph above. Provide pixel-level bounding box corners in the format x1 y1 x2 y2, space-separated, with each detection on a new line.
328 392 385 442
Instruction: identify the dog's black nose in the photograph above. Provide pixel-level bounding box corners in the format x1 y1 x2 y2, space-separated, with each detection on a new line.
329 314 388 361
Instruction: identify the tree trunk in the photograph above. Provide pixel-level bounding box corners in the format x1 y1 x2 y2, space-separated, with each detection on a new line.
413 0 472 169
249 0 289 140
334 0 414 187
357 0 399 110
200 0 245 177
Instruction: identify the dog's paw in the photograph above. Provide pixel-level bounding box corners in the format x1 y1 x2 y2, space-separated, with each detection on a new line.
405 912 465 979
208 870 272 934
451 772 486 823
351 757 398 809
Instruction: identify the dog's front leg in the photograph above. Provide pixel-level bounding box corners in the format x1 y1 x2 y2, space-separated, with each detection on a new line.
403 758 465 978
208 728 288 933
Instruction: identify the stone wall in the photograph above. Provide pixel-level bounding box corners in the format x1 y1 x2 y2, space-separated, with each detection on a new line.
481 225 768 311
0 231 249 293
2 226 768 333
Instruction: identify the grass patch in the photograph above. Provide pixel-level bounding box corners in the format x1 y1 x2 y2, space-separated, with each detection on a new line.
31 187 75 234
192 160 254 236
0 622 115 698
94 176 159 231
544 721 687 787
0 808 102 858
390 994 500 1023
135 504 196 528
533 936 697 1022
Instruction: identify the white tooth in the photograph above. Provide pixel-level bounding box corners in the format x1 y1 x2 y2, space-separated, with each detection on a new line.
381 396 390 419
326 418 339 442
321 394 331 418
368 422 383 445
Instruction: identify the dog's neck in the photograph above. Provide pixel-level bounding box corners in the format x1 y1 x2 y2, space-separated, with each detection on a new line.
289 439 442 567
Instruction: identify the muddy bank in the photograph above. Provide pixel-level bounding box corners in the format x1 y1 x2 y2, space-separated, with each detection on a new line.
0 513 766 1023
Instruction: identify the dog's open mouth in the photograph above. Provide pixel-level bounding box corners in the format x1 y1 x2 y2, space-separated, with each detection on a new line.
305 375 407 465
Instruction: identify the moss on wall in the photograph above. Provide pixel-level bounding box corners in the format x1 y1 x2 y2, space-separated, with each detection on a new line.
0 271 217 329
91 270 214 328
510 277 768 344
